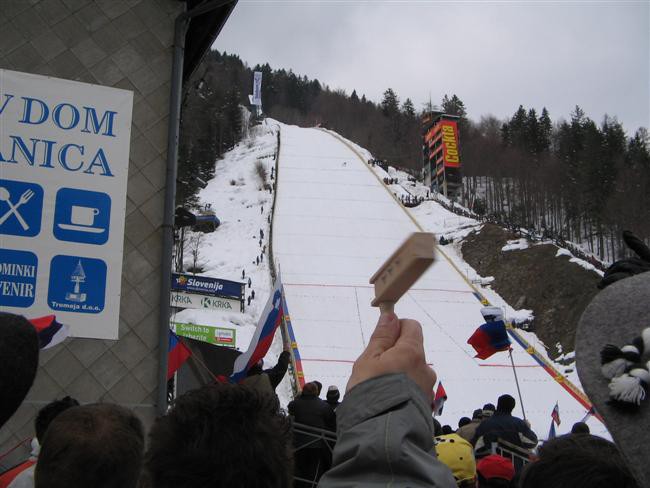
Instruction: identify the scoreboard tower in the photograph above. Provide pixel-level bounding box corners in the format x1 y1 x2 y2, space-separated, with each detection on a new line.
422 111 462 199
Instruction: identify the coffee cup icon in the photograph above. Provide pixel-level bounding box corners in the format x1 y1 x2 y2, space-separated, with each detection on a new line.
70 206 100 227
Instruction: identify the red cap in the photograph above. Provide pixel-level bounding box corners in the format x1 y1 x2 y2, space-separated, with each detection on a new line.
476 455 515 481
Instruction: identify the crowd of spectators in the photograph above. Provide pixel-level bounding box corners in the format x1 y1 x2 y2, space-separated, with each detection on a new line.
0 307 641 488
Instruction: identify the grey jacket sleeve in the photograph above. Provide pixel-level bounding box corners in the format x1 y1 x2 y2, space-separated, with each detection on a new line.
317 373 456 488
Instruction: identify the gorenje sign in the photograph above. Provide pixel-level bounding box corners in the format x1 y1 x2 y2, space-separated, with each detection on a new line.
0 69 133 339
171 273 244 301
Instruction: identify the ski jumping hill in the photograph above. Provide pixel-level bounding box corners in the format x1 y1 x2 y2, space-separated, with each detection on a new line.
272 122 607 439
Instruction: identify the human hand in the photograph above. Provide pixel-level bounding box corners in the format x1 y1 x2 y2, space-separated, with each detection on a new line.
346 312 437 404
599 231 650 289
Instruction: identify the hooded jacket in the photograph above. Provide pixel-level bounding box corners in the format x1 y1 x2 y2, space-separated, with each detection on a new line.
318 373 456 488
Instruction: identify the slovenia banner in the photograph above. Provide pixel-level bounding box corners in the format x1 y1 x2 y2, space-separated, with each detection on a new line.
230 276 284 383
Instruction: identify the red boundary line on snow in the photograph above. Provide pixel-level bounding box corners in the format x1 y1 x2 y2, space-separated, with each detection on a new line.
284 282 474 294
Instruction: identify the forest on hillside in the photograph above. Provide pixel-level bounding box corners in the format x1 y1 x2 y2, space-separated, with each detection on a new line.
178 50 650 262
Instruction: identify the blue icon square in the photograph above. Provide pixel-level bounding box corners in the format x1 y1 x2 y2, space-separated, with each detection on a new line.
48 255 106 314
0 179 43 237
0 249 38 308
53 188 111 245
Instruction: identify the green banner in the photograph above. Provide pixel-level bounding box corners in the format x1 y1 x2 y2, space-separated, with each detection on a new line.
174 322 236 348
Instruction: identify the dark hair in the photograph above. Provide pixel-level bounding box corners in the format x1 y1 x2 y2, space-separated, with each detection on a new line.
302 382 318 396
472 408 483 420
35 396 80 442
433 418 443 437
313 380 322 394
145 383 293 488
520 434 638 488
458 416 471 428
570 422 590 434
442 424 453 435
0 312 39 427
496 394 515 413
35 403 144 488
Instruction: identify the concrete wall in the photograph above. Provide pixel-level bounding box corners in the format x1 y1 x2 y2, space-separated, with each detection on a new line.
0 0 182 467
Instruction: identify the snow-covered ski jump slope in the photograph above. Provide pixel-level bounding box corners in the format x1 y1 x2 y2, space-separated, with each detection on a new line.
272 123 606 438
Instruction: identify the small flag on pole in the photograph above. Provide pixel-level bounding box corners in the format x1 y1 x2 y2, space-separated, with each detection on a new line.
433 382 447 416
551 402 561 426
29 315 69 350
467 320 511 359
167 331 192 380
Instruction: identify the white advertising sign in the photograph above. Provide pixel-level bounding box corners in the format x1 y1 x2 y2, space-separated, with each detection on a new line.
170 291 241 312
252 71 262 106
0 69 133 339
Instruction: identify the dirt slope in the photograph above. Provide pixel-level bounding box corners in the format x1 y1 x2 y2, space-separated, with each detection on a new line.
461 224 600 359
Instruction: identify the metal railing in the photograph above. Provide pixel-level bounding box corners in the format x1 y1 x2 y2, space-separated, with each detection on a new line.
489 439 535 472
291 421 337 488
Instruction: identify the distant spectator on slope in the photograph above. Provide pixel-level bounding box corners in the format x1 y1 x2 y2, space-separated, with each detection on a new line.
144 384 292 488
4 396 80 488
457 409 483 445
519 434 638 488
458 417 471 429
482 403 496 418
442 425 454 435
473 395 538 458
288 382 335 486
318 312 456 488
35 404 144 488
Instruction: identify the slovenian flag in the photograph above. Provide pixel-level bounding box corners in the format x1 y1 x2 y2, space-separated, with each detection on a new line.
167 331 192 380
230 276 284 383
433 382 447 416
551 402 561 426
467 320 511 359
29 315 69 350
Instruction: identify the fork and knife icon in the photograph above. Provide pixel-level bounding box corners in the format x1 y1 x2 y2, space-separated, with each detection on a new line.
0 186 35 230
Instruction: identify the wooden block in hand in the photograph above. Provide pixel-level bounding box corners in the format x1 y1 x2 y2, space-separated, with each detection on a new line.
370 232 436 313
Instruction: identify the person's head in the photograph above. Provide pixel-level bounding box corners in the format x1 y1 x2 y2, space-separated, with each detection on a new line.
442 424 454 435
496 394 515 414
35 403 144 488
145 383 292 488
519 434 638 488
302 382 318 397
477 454 515 488
435 434 476 487
326 385 340 403
482 403 496 417
433 417 443 437
0 312 39 427
35 396 80 442
313 380 323 395
570 422 590 434
458 417 471 429
472 408 484 420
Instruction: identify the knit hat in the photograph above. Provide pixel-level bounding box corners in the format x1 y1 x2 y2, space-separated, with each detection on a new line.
434 434 476 483
326 385 340 402
576 272 650 486
476 454 515 481
480 306 504 321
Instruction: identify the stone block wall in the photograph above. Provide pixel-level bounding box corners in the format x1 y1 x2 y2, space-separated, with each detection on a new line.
0 0 181 468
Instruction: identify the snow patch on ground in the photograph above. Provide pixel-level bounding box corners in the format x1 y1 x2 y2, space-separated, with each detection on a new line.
556 247 604 276
502 238 529 252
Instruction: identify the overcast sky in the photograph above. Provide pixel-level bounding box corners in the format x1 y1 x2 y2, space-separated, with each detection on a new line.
214 1 649 133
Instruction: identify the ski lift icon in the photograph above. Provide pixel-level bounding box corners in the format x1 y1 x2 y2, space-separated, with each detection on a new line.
65 260 87 303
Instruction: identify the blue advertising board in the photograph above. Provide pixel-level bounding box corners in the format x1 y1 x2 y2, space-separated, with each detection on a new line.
171 273 244 301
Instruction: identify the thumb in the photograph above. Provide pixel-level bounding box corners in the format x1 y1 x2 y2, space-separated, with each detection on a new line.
365 313 400 357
